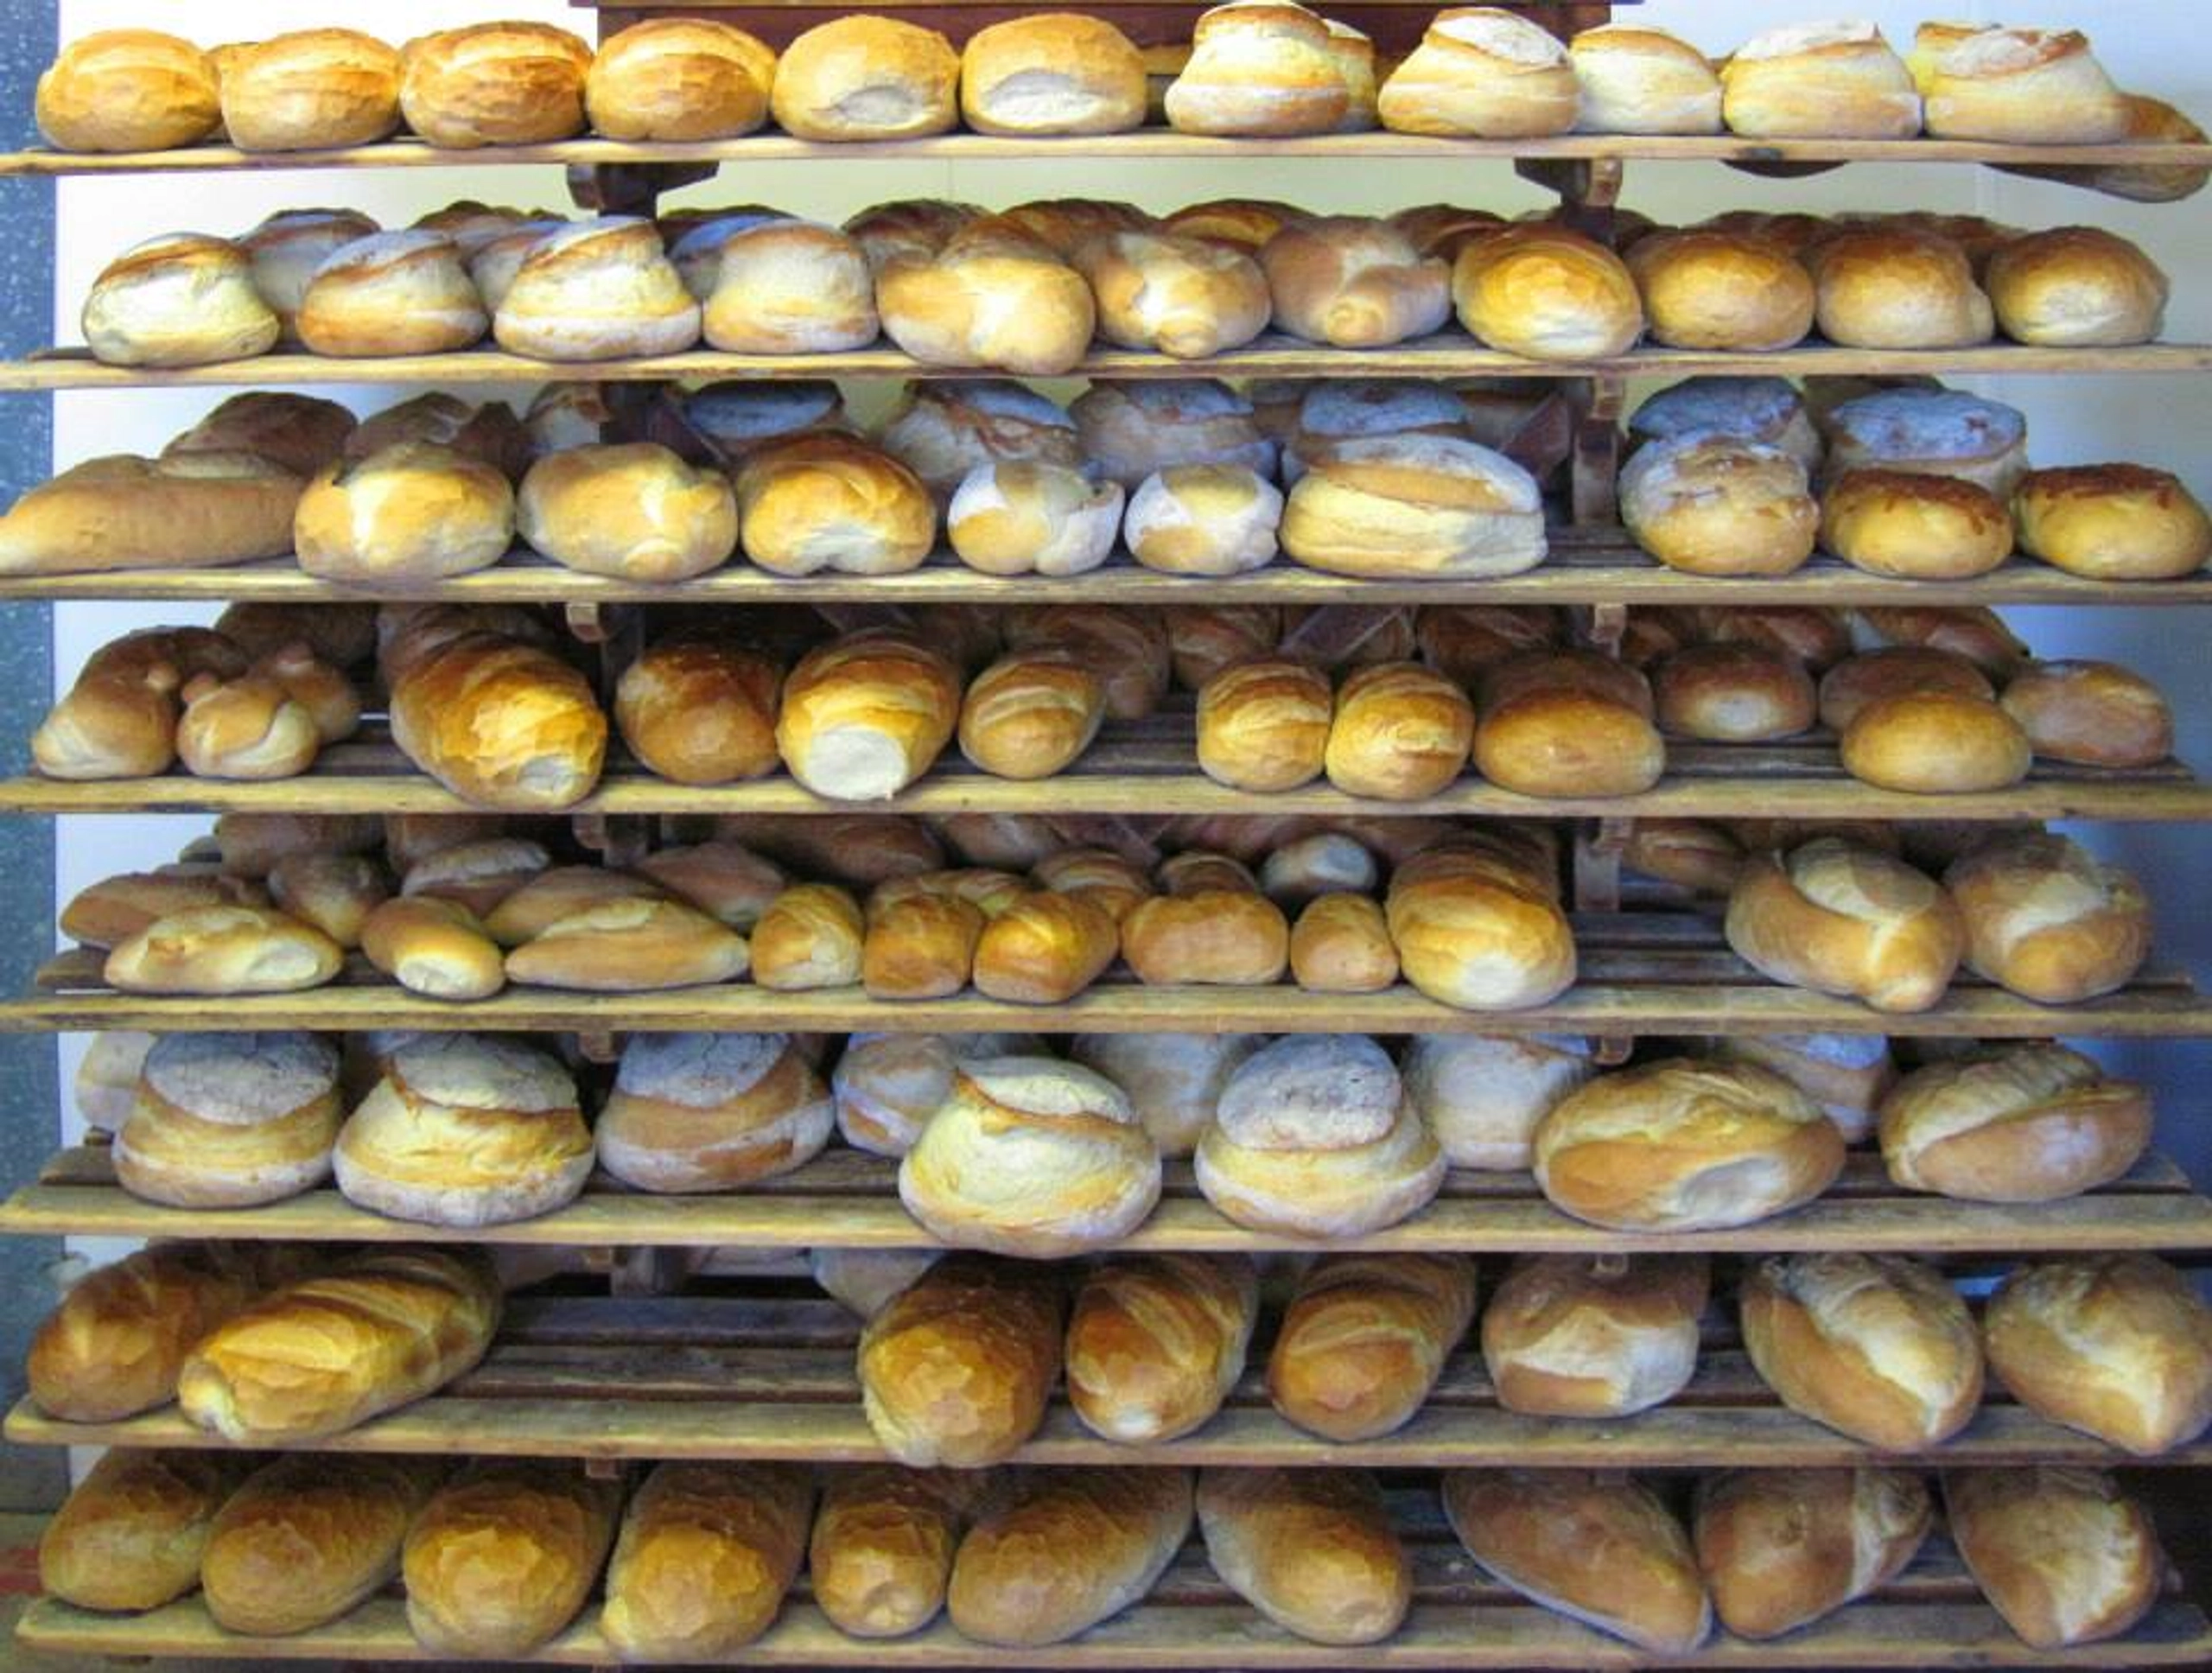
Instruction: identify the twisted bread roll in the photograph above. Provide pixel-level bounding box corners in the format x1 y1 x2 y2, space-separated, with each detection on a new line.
1725 838 1963 1013
1944 831 2150 1002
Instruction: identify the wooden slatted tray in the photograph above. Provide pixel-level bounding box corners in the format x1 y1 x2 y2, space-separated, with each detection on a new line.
2 545 2208 607
9 721 2203 822
17 909 2210 1037
8 337 2210 392
2 128 2204 175
14 1289 2211 1467
9 1146 2210 1255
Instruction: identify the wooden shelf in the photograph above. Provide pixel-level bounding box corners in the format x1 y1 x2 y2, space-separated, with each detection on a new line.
12 1288 2210 1466
17 910 2209 1037
0 547 2207 607
7 337 2209 392
9 1147 2210 1256
19 1589 2211 1669
1 129 2201 177
10 722 2202 823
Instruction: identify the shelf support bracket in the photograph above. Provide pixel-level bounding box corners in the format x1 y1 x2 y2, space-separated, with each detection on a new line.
565 160 716 219
1513 155 1624 241
1574 815 1631 915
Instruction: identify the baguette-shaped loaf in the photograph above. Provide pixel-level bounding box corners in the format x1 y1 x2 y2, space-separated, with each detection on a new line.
404 1460 622 1657
177 1247 501 1441
39 1447 255 1613
948 1467 1193 1646
0 452 303 576
202 1454 447 1636
1268 1253 1477 1441
810 1466 970 1638
858 1254 1065 1466
1066 1254 1260 1444
1198 1466 1410 1644
29 1240 273 1422
601 1461 815 1659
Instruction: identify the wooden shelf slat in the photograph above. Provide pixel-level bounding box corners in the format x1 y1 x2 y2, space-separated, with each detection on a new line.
19 1593 2212 1669
7 722 2202 822
0 129 2200 176
7 338 2209 391
0 549 2208 607
7 1148 2209 1254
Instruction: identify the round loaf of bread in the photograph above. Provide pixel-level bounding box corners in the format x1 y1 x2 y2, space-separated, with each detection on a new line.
2001 658 2173 767
1820 469 2012 579
1473 651 1665 798
83 234 279 369
1483 1253 1710 1415
1816 647 1992 734
1282 434 1545 580
949 462 1122 577
599 1032 832 1193
2013 464 2212 581
1944 831 2150 1003
585 18 775 142
1260 218 1451 349
1695 1467 1933 1642
219 29 401 152
494 218 699 361
1984 1255 2212 1457
771 17 958 141
1917 25 2128 143
776 631 961 802
735 435 934 578
518 442 736 582
1072 380 1275 490
1403 1033 1592 1170
295 442 514 582
1288 893 1398 993
1878 1044 2152 1204
877 379 1077 503
1630 375 1821 474
1534 1058 1844 1231
1739 1252 1981 1449
1166 1 1349 137
1725 838 1963 1013
876 217 1096 377
1720 22 1922 139
1125 466 1282 576
399 22 593 148
115 1031 341 1208
1452 225 1644 359
1986 226 2168 347
239 212 381 349
1623 435 1819 577
901 1057 1161 1256
1823 389 2028 499
1945 1467 2162 1651
1077 231 1271 359
1839 689 2031 793
1120 890 1289 987
1807 228 1993 349
297 231 486 358
1653 643 1815 742
961 14 1146 136
957 651 1106 780
1385 865 1578 1012
1627 231 1815 352
699 219 876 354
1568 24 1722 134
1376 8 1578 137
832 1031 1038 1156
37 29 219 152
687 380 848 464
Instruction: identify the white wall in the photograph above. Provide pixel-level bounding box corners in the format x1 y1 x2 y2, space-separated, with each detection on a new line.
45 0 2212 1160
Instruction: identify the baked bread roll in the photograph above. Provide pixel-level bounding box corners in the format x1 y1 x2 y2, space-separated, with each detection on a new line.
1725 839 1964 1013
1268 1254 1474 1441
480 865 664 945
1198 1467 1410 1645
586 18 775 142
1694 1468 1933 1639
771 16 957 140
399 22 592 147
1259 218 1449 349
1166 1 1348 137
877 217 1095 376
1377 8 1576 137
957 652 1106 781
1445 1470 1709 1652
39 1448 249 1613
31 664 180 779
1839 688 2031 793
1741 1252 1981 1448
1198 1035 1446 1238
1653 643 1815 742
601 1461 811 1659
202 1454 444 1637
599 1032 831 1193
359 896 505 1001
2015 463 2212 581
1944 1468 2162 1650
1986 226 2167 347
902 1056 1160 1256
1324 662 1474 799
505 896 749 991
518 442 735 582
1281 434 1545 580
219 29 400 152
1878 1045 2151 1204
105 904 344 995
776 631 959 801
404 1461 620 1656
1817 647 1993 732
1534 1057 1845 1231
83 233 279 367
863 892 986 1001
174 670 321 779
879 379 1081 501
1070 1033 1262 1157
179 1247 500 1442
296 230 487 357
495 218 699 360
1626 229 1815 353
958 14 1144 135
752 883 865 990
1986 1254 2212 1457
1945 831 2150 1003
390 633 606 811
735 433 933 577
702 218 877 354
240 212 383 345
1288 893 1397 993
1072 378 1274 490
949 1467 1192 1647
832 1032 1039 1154
1402 1033 1592 1170
1916 25 2127 143
2004 658 2173 767
1452 225 1643 360
972 890 1120 1003
0 450 305 578
949 462 1122 577
1821 468 2012 580
1386 851 1579 1012
29 1241 274 1424
1807 228 1993 350
857 1253 1065 1466
1195 659 1331 792
1720 21 1920 138
1120 889 1289 987
615 639 779 786
1483 1253 1709 1417
37 29 219 152
1067 1253 1257 1444
1623 434 1818 577
810 1466 968 1638
1472 650 1665 797
335 1034 590 1226
1077 231 1271 359
114 1030 340 1209
1569 24 1722 134
294 441 514 582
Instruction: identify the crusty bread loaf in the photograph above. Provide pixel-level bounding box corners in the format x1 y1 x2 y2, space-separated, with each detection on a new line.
404 1460 620 1656
1281 434 1547 579
1289 893 1399 993
0 451 303 577
876 216 1096 376
1944 831 2150 1003
1385 858 1579 1012
858 1254 1065 1467
37 29 219 152
1694 1468 1932 1639
1719 21 1921 139
399 22 593 148
810 1466 969 1638
29 1241 270 1422
1944 1468 2162 1650
116 1030 343 1209
1198 1466 1410 1644
40 1448 252 1613
389 632 606 811
772 16 957 141
84 233 280 368
961 14 1146 136
614 638 779 787
586 17 775 143
1066 1254 1258 1444
1878 1045 2152 1204
1120 889 1290 987
1325 662 1473 800
1166 1 1348 137
948 1467 1192 1646
1403 1033 1592 1170
1725 838 1963 1013
1378 9 1577 137
1452 225 1644 359
2015 463 2212 582
775 631 959 802
601 1461 813 1658
1568 24 1722 134
1483 1253 1709 1417
2002 658 2173 768
971 889 1119 1004
1268 1252 1476 1441
600 1032 832 1194
203 1454 445 1636
752 884 865 991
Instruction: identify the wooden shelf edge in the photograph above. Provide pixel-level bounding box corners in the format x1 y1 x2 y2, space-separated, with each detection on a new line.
18 1593 2212 1669
7 339 2209 391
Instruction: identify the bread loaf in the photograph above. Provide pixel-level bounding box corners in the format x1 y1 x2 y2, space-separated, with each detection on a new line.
1289 893 1399 992
751 884 864 991
972 890 1120 1003
1079 231 1272 359
1472 650 1664 797
1808 228 1993 349
399 22 592 147
1987 226 2167 347
772 16 957 141
1070 1033 1262 1156
949 462 1122 578
1325 662 1473 799
1708 1032 1894 1143
296 230 486 357
614 639 779 786
1916 25 2126 142
1166 1 1348 137
219 29 401 152
1284 433 1546 580
179 1247 500 1441
600 1032 831 1193
84 233 279 368
880 380 1082 500
1725 838 1963 1013
810 1466 969 1638
1945 831 2150 1003
29 1241 269 1422
857 1253 1065 1467
404 1460 620 1656
735 434 933 578
1878 1045 2152 1204
1067 1254 1259 1443
1073 379 1276 490
586 18 775 142
601 1461 812 1658
61 869 265 951
0 451 304 577
832 1032 1033 1155
776 631 959 802
389 633 605 811
203 1454 444 1636
1694 1468 1932 1639
2014 463 2212 581
116 1030 342 1209
1821 469 2012 581
1824 389 2028 499
1268 1252 1476 1441
37 30 219 152
1945 1468 2162 1650
949 1468 1192 1646
518 442 735 582
2002 659 2173 767
1452 225 1643 359
1402 1033 1592 1170
1484 1253 1709 1417
1385 856 1579 1011
1120 890 1290 987
1196 660 1332 792
961 14 1146 135
876 217 1096 377
40 1448 251 1613
1378 9 1577 137
1720 22 1920 138
1623 436 1818 576
1198 1466 1411 1644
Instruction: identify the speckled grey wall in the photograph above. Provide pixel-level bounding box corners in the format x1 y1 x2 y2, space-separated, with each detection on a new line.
0 2 65 1510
